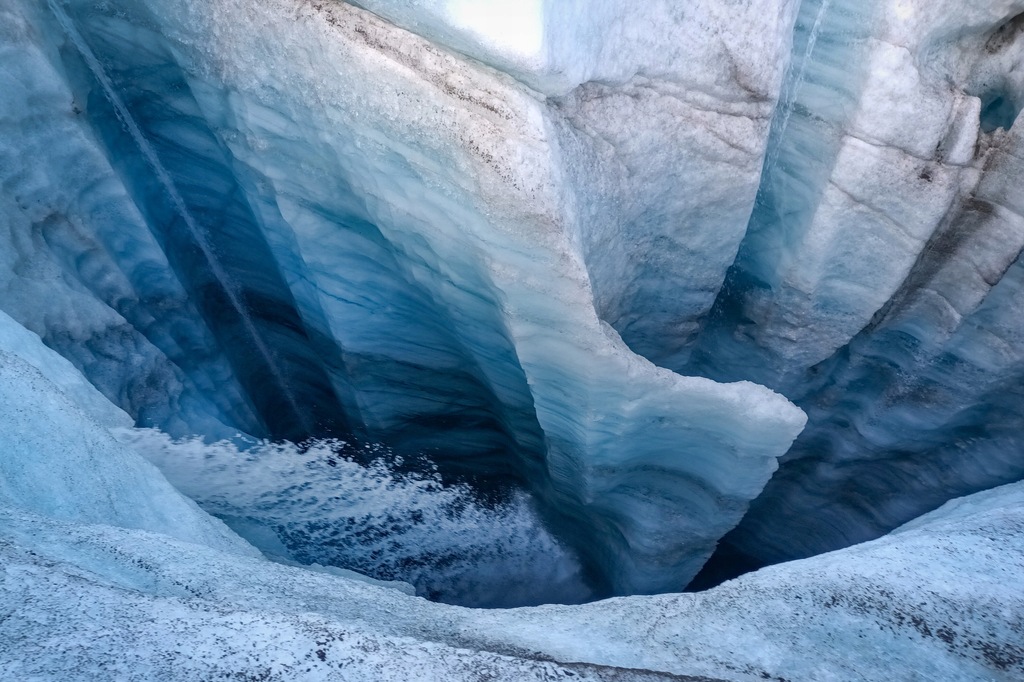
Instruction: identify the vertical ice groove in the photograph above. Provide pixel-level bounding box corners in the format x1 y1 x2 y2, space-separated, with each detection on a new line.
691 0 888 389
765 0 832 177
0 0 264 438
44 0 312 437
692 1 1024 583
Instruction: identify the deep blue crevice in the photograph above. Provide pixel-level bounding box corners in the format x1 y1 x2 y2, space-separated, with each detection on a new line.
52 2 351 442
47 0 546 499
979 90 1020 133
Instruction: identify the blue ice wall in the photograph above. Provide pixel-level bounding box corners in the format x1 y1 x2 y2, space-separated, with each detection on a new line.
5 0 1024 603
49 0 355 443
691 1 1024 578
0 0 808 599
692 0 879 388
709 124 1024 570
0 0 261 438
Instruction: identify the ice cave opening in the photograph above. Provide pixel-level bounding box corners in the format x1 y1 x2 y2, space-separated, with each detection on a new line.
979 91 1021 133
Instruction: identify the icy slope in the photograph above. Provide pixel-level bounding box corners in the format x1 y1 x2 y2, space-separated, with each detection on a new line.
720 116 1024 568
0 311 1016 679
0 310 252 554
2 469 1021 681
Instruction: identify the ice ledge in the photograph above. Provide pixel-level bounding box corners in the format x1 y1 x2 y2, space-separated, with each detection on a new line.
1 478 1020 680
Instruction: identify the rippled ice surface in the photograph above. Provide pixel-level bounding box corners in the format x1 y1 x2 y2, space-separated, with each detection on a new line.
116 428 592 607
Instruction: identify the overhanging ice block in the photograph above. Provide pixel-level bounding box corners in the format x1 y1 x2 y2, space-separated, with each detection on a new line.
59 0 805 593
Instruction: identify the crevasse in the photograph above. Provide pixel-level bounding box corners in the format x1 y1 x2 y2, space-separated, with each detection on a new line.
1 0 1023 615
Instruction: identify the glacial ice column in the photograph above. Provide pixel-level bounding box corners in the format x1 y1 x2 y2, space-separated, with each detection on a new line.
34 0 805 593
724 113 1024 566
694 0 1024 570
355 0 802 370
697 0 1024 389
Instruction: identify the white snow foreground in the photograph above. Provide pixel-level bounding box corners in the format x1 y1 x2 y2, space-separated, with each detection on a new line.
2 437 1022 682
1 315 1022 681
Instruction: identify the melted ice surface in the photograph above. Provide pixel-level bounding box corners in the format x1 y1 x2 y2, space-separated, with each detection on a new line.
117 428 591 607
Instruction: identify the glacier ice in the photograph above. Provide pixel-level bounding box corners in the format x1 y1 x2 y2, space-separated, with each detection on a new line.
713 117 1024 569
357 0 802 368
693 0 1024 385
687 0 1024 575
0 1 263 439
0 0 806 598
2 0 1024 674
0 323 1019 677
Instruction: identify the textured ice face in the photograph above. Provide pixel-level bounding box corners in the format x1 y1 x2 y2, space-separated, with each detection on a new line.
356 0 802 369
696 0 1024 387
0 309 131 429
3 0 1024 615
0 0 805 599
